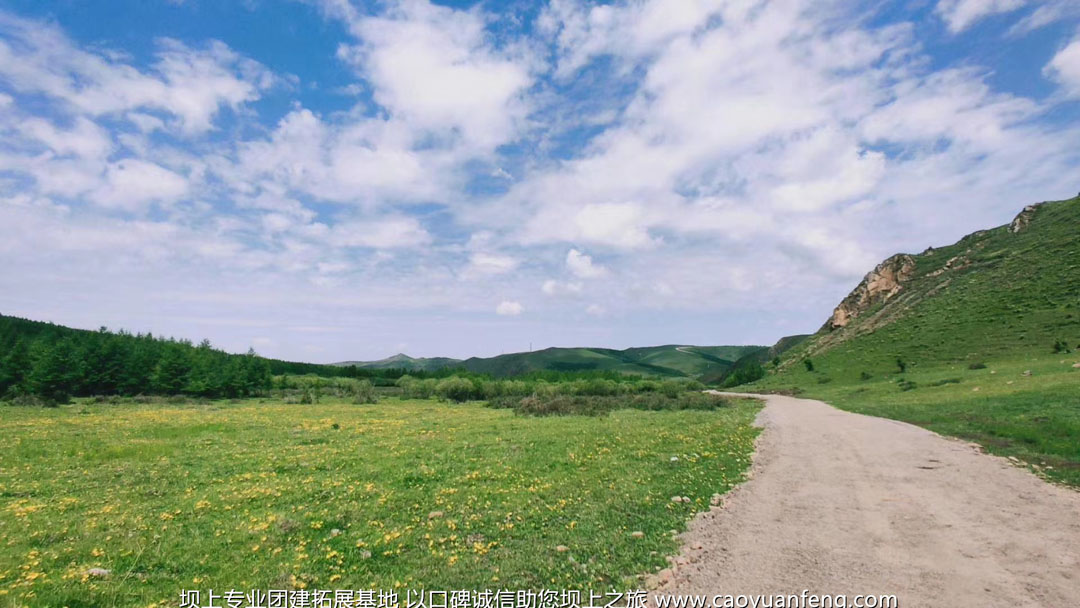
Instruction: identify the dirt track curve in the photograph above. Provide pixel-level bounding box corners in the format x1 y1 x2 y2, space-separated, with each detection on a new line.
650 392 1080 607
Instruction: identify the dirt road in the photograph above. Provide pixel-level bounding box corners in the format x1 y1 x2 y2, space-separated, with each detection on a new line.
652 393 1080 607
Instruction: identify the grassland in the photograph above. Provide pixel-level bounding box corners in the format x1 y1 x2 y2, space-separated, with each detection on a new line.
0 397 760 606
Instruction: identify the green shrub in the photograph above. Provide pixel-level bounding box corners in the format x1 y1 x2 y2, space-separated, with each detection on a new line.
637 380 661 393
500 380 531 396
352 379 377 404
967 362 987 370
435 376 479 402
659 379 686 398
532 382 559 399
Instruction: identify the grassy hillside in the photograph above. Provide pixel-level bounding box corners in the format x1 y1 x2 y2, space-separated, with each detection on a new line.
774 196 1079 378
626 345 763 377
751 195 1080 485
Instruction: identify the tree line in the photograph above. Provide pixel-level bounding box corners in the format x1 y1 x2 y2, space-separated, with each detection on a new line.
0 315 276 403
0 314 484 404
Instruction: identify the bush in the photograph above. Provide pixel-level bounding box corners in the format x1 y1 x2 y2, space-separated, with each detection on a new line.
659 379 686 398
636 380 661 393
352 379 377 404
532 382 559 399
501 380 531 396
397 376 437 399
803 359 814 372
435 376 479 402
898 380 918 392
859 371 872 381
968 362 987 370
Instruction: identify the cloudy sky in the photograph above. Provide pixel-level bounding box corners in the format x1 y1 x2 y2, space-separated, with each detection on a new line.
0 0 1078 362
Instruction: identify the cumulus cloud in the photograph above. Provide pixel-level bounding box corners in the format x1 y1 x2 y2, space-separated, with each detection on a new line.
338 0 534 153
495 300 524 316
565 249 608 278
1045 34 1080 98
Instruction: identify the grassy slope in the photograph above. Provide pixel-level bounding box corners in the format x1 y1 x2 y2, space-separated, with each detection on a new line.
0 398 760 605
751 196 1080 485
627 345 763 377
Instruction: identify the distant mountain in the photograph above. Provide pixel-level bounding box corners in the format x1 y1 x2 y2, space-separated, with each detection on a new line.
700 335 810 385
338 344 770 379
335 353 463 372
772 195 1080 379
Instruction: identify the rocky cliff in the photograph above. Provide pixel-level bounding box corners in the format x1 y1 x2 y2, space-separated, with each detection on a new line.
825 254 916 331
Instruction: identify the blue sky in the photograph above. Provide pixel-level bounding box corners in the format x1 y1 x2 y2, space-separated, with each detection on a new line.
1 0 1078 363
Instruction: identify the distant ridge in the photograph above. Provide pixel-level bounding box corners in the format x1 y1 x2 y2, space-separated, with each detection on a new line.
335 353 462 372
335 342 816 381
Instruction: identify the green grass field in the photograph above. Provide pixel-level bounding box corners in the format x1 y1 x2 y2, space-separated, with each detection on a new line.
751 353 1080 486
0 397 760 606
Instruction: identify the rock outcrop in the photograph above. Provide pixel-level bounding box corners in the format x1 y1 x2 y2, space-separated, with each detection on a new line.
1009 203 1042 233
826 254 916 330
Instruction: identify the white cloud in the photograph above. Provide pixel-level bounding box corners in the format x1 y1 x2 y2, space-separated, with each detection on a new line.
540 0 723 78
92 159 190 211
495 300 524 316
565 249 608 278
228 108 443 206
19 117 112 159
0 13 275 134
330 216 431 249
336 0 534 153
463 252 519 277
1045 34 1080 98
585 303 606 317
935 0 1027 33
541 279 583 296
1009 1 1080 35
